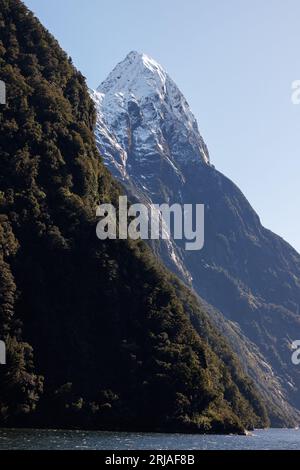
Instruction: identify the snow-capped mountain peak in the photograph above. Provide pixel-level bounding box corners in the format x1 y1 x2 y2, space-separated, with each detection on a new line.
97 51 167 100
91 51 210 183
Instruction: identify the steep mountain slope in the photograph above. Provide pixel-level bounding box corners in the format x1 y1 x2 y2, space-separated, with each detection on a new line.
0 0 269 433
92 51 300 425
91 50 210 281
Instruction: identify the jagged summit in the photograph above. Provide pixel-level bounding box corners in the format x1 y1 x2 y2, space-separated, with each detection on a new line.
97 51 168 98
91 51 210 182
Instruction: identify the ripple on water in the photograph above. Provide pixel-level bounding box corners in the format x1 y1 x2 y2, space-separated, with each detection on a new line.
0 428 299 450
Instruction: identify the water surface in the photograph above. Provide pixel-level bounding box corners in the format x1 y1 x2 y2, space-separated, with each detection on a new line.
0 428 299 450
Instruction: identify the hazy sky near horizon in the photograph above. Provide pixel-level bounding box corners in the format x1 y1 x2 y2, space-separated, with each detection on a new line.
24 0 300 252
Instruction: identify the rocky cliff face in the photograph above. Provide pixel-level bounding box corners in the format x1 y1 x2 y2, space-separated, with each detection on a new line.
92 51 300 425
91 51 211 281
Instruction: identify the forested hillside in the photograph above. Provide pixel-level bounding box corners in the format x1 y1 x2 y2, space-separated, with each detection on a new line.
0 0 268 433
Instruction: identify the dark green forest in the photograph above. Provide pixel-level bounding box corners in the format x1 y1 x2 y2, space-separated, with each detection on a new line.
0 0 268 433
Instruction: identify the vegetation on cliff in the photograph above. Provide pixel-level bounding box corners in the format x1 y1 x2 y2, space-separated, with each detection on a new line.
0 0 268 433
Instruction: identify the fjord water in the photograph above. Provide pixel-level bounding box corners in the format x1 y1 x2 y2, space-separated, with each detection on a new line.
0 428 299 450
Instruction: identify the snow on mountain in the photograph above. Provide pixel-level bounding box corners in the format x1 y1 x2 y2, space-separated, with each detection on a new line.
90 51 212 281
91 51 210 190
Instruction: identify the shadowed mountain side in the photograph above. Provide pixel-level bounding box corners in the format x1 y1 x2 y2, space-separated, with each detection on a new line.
92 52 300 425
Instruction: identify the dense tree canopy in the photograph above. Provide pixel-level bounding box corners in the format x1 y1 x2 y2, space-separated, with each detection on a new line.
0 0 268 433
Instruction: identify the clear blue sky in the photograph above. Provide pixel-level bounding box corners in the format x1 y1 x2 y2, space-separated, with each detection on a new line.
24 0 300 252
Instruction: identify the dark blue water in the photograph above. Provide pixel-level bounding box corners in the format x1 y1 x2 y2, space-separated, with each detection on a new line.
0 428 299 450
